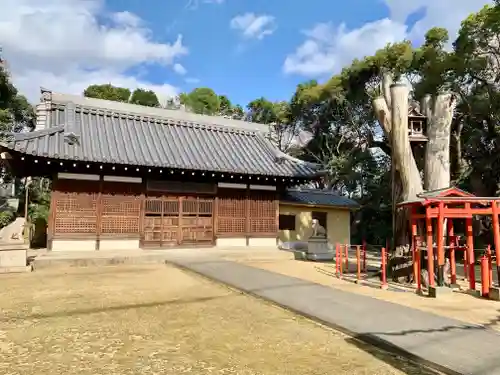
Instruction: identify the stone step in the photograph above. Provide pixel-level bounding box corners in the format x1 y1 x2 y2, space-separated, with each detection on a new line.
31 248 295 270
32 253 171 270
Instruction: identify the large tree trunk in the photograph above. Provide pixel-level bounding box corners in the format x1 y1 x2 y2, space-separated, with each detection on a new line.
374 82 423 256
372 77 455 283
423 94 454 190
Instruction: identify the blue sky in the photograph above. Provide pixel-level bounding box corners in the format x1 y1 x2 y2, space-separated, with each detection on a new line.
108 0 396 105
1 0 492 106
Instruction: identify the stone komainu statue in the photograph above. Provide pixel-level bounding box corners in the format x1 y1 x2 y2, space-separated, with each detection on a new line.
310 219 327 239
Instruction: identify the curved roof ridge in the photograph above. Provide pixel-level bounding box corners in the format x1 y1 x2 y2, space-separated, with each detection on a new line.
45 90 269 133
54 103 257 136
255 132 321 169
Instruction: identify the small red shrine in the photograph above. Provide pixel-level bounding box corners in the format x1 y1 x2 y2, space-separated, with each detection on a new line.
399 186 500 292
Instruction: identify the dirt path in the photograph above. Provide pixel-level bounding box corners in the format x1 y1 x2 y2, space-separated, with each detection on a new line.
0 264 442 374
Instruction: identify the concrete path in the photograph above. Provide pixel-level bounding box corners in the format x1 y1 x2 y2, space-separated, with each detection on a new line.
164 255 500 375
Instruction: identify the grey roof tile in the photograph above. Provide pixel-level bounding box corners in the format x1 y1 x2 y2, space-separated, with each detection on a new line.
282 189 359 208
6 100 320 178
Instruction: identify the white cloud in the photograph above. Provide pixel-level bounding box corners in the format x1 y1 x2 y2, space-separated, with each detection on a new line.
173 63 187 75
230 13 276 40
284 19 406 76
284 0 492 77
111 11 142 28
0 0 188 102
185 77 200 84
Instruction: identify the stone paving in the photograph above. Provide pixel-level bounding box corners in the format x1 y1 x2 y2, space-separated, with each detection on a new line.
163 254 500 375
241 259 500 332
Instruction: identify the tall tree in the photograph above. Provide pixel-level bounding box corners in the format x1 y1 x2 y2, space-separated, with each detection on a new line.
246 97 306 152
180 87 220 115
129 88 160 107
83 84 131 102
0 66 34 135
0 65 36 228
294 32 459 268
218 95 233 117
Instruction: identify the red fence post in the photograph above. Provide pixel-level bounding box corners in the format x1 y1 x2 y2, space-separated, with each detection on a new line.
356 245 361 283
481 255 490 298
381 247 388 289
339 244 343 277
487 245 493 288
344 244 349 272
335 243 340 276
362 239 367 273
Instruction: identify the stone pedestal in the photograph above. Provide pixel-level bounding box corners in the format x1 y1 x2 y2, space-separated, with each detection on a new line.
306 239 333 261
489 287 500 301
0 243 29 272
428 285 455 298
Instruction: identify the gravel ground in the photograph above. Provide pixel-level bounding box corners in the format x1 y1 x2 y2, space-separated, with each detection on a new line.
0 264 441 375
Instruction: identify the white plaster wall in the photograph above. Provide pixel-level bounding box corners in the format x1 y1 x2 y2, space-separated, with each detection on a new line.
99 239 140 250
248 237 277 247
216 237 247 247
52 240 96 251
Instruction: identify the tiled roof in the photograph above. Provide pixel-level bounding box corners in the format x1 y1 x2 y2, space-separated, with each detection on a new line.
4 97 321 178
282 189 359 209
417 186 475 198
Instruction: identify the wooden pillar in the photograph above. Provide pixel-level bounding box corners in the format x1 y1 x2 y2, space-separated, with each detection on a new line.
47 177 58 251
425 205 435 287
245 187 250 245
95 176 103 251
178 196 183 246
275 191 280 245
491 200 500 286
448 220 456 285
465 203 475 290
139 180 146 247
436 202 445 286
214 195 219 244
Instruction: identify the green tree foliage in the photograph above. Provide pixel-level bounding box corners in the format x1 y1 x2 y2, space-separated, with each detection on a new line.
0 66 34 135
129 88 160 107
0 66 36 228
83 84 131 102
179 87 220 115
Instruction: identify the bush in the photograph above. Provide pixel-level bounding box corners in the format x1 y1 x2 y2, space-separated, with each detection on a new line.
0 210 15 229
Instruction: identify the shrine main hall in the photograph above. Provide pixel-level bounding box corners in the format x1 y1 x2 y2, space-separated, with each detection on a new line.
0 90 325 251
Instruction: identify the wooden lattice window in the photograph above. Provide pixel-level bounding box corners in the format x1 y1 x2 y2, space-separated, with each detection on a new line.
52 179 99 235
216 189 277 236
249 191 277 234
217 189 246 235
100 182 141 235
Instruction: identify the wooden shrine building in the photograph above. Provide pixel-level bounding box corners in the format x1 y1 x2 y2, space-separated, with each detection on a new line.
0 90 322 251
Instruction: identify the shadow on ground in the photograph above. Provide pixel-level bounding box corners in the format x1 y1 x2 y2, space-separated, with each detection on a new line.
345 335 446 375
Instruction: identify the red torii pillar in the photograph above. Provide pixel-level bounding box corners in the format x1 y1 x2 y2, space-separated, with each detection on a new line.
491 200 500 284
437 202 445 286
411 207 418 284
448 221 457 285
425 205 435 287
465 203 475 291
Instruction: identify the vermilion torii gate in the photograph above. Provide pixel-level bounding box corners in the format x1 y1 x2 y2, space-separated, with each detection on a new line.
399 187 500 292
